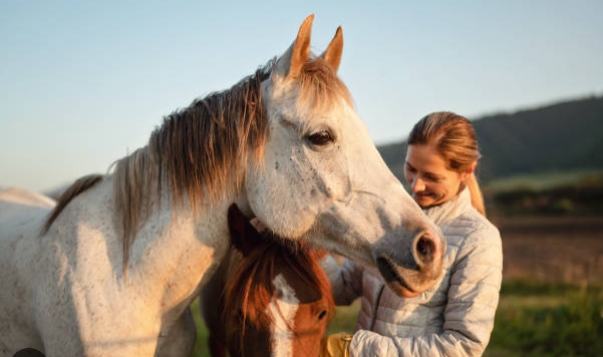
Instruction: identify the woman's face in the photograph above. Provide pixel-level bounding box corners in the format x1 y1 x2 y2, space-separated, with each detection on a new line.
404 144 470 209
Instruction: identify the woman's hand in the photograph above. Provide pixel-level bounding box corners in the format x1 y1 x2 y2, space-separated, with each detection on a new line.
319 332 353 357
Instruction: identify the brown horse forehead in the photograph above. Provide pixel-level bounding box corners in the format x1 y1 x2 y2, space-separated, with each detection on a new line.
277 269 323 304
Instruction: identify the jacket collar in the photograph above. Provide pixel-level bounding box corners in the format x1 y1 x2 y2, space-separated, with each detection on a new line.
423 186 472 226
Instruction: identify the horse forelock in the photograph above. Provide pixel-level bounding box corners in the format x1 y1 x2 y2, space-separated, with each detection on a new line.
295 55 353 115
224 239 334 345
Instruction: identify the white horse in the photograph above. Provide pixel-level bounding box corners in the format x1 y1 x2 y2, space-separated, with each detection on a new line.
0 15 445 357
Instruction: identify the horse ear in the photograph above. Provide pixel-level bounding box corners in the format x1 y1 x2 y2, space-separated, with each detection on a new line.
273 14 314 80
227 203 260 256
320 26 343 73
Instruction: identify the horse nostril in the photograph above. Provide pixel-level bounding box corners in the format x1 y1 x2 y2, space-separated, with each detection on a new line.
416 235 436 263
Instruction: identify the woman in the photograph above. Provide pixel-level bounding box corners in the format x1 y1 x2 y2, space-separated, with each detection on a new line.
320 111 503 356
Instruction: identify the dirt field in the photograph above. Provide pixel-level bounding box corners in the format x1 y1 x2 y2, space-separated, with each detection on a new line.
492 216 603 285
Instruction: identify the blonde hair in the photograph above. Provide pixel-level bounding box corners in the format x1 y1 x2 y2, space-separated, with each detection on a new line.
407 111 486 216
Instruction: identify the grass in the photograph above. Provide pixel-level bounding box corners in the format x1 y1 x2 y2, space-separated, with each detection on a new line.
486 280 603 357
189 280 603 357
325 300 361 335
189 298 210 357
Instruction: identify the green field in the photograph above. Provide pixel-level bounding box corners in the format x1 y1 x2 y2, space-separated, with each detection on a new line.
189 280 603 357
486 281 603 357
484 169 603 193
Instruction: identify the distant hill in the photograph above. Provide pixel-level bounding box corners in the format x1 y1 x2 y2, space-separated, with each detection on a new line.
378 95 603 184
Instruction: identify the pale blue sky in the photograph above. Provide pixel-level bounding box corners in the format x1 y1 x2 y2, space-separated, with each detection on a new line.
1 0 602 192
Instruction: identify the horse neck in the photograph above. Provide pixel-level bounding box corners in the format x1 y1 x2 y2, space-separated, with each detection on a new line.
122 176 240 315
105 115 258 322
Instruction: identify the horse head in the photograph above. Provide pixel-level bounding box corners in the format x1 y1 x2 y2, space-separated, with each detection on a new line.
243 14 445 296
222 204 333 357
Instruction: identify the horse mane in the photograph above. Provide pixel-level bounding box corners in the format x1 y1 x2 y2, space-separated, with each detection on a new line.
223 237 334 339
42 55 352 271
111 59 276 268
42 174 104 234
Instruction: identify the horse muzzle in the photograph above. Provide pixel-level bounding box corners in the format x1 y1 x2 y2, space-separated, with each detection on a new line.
374 229 446 297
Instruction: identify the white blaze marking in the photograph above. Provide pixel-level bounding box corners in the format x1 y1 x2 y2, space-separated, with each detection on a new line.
266 273 299 357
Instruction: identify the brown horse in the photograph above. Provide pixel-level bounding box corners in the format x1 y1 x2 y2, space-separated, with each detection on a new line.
201 204 334 357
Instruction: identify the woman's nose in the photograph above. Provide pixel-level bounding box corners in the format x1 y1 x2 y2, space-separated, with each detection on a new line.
412 178 426 192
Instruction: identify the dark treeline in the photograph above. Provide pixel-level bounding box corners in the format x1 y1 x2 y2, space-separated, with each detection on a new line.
487 180 603 216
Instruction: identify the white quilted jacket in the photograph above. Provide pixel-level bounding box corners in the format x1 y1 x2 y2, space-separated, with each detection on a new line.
322 188 503 357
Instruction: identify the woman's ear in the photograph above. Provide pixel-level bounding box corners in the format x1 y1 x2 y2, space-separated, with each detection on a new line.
462 161 477 181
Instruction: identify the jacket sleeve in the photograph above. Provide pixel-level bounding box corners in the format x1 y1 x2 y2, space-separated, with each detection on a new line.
349 224 503 357
320 255 364 306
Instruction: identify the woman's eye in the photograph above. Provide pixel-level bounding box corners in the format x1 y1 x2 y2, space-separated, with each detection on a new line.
307 130 333 146
425 175 440 183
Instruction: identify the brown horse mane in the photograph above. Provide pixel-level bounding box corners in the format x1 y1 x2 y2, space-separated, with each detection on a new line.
42 55 351 271
223 236 334 340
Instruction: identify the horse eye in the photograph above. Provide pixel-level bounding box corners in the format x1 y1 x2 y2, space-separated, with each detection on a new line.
307 130 333 146
317 309 328 320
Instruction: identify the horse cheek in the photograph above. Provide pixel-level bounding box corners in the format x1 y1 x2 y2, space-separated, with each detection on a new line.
289 304 323 357
246 148 318 238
